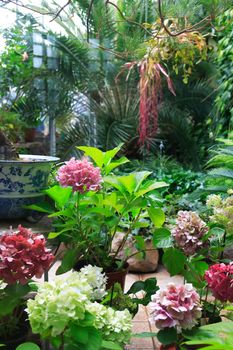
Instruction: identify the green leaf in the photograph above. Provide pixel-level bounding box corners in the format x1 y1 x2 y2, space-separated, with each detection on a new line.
133 332 157 338
192 260 209 276
86 327 102 350
148 207 165 227
153 228 172 248
157 328 177 345
16 343 40 350
136 181 168 197
105 157 129 175
134 171 152 192
162 248 186 276
70 324 89 344
78 146 104 168
118 174 136 194
126 281 145 294
134 235 146 251
45 185 72 208
101 340 123 349
144 278 158 294
103 143 124 165
56 249 77 275
48 208 74 218
25 201 54 214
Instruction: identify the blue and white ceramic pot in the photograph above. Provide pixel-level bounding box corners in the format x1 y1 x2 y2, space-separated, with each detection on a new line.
0 155 59 219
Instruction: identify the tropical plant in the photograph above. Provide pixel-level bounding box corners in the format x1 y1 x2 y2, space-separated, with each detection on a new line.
206 133 233 191
214 9 233 133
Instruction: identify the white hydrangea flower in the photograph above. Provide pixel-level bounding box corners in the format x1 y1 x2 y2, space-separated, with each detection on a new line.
206 194 222 208
86 302 132 344
27 272 92 337
80 265 107 300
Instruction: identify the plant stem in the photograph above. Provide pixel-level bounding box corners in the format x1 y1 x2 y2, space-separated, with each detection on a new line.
113 208 142 260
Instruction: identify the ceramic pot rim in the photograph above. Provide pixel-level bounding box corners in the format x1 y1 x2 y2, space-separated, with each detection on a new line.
0 154 60 164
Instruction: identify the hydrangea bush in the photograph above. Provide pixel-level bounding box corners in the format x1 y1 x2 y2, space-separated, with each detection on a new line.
27 266 132 349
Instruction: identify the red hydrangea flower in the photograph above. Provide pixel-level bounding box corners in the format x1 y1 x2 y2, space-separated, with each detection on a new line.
0 225 54 285
205 263 233 302
57 158 102 193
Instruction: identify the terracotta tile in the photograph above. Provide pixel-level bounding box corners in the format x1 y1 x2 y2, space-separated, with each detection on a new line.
124 273 141 293
128 321 154 349
133 305 148 321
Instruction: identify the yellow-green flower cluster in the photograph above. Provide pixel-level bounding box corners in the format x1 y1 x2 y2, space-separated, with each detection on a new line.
86 302 132 344
207 194 233 233
26 267 132 345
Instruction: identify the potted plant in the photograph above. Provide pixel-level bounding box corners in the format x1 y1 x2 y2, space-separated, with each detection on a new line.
0 130 59 219
29 144 167 287
0 225 54 349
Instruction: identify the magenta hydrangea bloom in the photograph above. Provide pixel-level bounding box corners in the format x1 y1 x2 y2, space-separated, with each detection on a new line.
150 283 202 331
57 158 102 193
172 211 208 256
0 225 54 285
205 263 233 302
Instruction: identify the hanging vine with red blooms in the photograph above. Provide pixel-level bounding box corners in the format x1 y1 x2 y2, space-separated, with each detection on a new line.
122 17 207 146
138 59 176 145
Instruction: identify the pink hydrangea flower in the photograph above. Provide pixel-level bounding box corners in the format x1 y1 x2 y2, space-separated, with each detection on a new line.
172 211 208 256
0 225 54 285
150 283 202 331
57 158 102 193
205 263 233 302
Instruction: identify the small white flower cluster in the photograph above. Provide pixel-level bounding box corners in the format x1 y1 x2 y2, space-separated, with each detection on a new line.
86 302 132 344
27 266 132 345
80 264 107 300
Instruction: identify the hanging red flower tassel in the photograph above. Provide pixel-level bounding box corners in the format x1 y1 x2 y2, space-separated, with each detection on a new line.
121 59 175 146
138 59 176 146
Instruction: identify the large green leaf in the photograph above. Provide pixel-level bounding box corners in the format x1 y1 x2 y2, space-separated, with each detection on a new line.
56 249 77 275
157 328 177 345
135 181 168 197
162 248 186 276
45 185 72 208
153 228 172 248
105 157 129 175
148 207 165 227
103 143 124 165
77 146 104 168
25 201 54 214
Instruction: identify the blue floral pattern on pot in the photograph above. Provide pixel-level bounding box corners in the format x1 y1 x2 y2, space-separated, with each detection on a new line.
0 155 59 219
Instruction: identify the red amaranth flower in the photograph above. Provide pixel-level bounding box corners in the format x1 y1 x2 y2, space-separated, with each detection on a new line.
0 225 54 284
57 158 102 193
205 263 233 302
